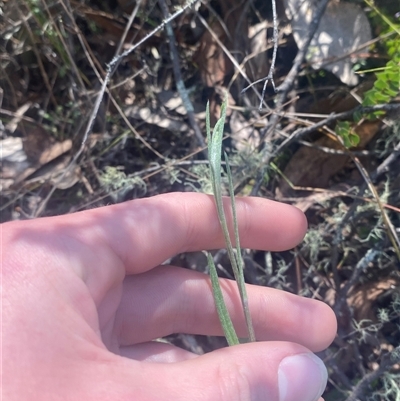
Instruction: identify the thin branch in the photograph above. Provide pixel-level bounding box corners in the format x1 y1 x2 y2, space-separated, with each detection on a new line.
248 0 338 195
244 0 330 111
113 1 143 63
196 11 264 106
273 103 400 156
241 0 279 110
58 0 166 161
61 0 106 77
18 2 57 106
79 0 199 155
349 154 400 258
334 248 379 316
251 103 399 195
343 349 400 401
322 123 400 259
275 0 330 102
40 0 89 100
372 139 400 180
256 0 331 144
33 0 199 216
158 0 207 152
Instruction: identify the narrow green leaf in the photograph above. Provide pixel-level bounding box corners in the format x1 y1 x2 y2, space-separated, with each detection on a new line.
225 151 256 342
224 151 241 254
349 132 361 147
207 253 239 346
210 103 240 282
206 101 211 154
209 103 227 189
206 96 256 344
208 100 239 278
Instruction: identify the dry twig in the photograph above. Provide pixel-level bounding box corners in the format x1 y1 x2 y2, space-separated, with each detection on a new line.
158 0 207 152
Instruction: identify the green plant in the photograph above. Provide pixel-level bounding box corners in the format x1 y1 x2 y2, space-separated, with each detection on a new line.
336 2 400 145
100 166 146 194
24 0 71 69
335 121 361 148
361 0 400 116
205 98 255 346
362 52 400 115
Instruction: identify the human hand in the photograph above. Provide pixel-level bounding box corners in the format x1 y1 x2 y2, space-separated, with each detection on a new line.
2 192 336 401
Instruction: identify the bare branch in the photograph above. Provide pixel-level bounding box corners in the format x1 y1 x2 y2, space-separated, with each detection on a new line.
241 0 279 110
158 0 207 153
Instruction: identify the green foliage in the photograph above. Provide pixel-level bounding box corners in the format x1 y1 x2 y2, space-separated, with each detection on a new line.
336 121 361 148
338 4 399 143
24 0 71 68
100 166 146 193
205 98 256 345
207 253 239 346
361 1 400 116
362 52 400 110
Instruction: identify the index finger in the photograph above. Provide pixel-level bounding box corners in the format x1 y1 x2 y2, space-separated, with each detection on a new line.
71 192 307 273
4 192 307 275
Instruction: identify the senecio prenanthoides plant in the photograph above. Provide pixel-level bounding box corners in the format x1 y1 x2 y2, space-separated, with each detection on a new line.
206 98 256 346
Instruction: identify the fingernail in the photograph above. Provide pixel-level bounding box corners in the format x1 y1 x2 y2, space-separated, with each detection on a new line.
278 353 327 401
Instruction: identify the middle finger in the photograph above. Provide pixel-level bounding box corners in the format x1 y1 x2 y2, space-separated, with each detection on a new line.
114 266 336 351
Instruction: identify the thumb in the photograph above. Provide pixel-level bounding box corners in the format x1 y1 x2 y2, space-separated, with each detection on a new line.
117 342 328 401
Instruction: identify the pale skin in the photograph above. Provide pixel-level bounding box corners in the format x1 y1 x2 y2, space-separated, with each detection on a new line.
2 192 337 401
